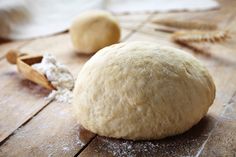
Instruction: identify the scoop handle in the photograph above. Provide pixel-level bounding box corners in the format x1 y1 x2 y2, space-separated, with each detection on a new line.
6 50 27 64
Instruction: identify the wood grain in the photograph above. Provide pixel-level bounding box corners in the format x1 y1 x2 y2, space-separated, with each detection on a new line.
0 101 95 157
199 119 236 157
0 59 51 143
199 92 236 157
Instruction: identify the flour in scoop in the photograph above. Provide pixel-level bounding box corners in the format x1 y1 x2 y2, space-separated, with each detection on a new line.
32 53 74 103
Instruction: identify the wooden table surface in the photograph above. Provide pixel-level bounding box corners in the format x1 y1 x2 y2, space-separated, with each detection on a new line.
0 0 236 156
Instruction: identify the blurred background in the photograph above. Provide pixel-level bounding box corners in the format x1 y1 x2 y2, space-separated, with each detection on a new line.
0 0 219 40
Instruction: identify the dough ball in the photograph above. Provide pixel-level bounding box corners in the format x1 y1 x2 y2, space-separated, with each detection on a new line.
69 10 121 54
73 41 215 140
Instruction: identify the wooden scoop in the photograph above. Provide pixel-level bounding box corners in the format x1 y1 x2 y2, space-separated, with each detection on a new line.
6 50 55 90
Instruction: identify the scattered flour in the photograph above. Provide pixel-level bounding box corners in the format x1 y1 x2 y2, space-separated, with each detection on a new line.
98 138 159 157
96 136 203 157
32 53 74 103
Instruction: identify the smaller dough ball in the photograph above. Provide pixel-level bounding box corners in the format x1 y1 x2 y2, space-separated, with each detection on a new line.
70 10 121 54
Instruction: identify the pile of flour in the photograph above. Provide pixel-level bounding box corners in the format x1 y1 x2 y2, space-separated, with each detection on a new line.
32 53 74 103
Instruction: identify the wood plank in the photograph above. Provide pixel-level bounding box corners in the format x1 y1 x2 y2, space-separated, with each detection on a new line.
0 101 95 157
199 119 236 157
0 14 151 155
0 38 37 142
0 39 52 143
0 59 51 143
198 93 236 157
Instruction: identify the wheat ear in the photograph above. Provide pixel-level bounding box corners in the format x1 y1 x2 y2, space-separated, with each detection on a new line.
175 41 211 56
172 30 230 43
153 19 217 30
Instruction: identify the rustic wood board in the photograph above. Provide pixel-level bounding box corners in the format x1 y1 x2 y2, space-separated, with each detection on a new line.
0 100 95 157
200 88 236 157
0 0 236 156
0 59 51 143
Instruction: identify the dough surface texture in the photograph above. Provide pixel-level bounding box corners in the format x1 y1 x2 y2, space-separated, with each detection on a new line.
69 10 120 54
73 41 215 140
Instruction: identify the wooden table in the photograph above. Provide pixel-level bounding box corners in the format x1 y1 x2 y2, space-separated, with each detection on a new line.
0 0 236 156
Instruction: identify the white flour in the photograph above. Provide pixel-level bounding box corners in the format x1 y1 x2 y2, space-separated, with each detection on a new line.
32 53 74 103
97 137 202 157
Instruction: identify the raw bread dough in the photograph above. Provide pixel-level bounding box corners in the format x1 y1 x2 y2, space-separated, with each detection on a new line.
69 10 120 54
73 41 215 140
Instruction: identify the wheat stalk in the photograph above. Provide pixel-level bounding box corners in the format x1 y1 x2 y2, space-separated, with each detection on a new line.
152 19 218 30
172 30 230 43
175 41 211 56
